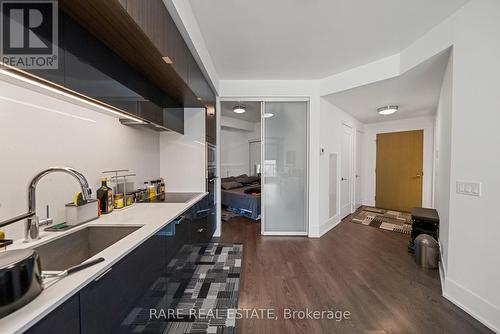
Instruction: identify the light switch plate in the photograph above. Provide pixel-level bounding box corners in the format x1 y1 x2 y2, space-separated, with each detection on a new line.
456 181 481 197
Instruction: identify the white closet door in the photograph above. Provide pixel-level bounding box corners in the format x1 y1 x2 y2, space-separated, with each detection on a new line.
340 124 353 218
355 130 364 209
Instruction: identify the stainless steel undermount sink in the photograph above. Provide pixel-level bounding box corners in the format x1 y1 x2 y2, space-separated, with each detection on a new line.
34 226 141 271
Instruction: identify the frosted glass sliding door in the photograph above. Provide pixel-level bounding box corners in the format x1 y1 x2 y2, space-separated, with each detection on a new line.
262 101 308 234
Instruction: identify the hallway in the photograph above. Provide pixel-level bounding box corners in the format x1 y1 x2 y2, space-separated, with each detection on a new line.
220 217 491 333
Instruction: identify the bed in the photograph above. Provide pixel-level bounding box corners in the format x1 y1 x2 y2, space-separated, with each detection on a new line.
221 176 261 220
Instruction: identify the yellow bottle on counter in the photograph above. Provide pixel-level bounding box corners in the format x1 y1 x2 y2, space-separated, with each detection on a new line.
148 184 156 201
0 230 6 251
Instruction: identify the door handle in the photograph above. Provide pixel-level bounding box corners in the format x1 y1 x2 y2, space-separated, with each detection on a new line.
341 177 348 181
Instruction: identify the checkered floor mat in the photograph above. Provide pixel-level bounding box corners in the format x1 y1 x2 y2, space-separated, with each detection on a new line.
349 206 412 235
119 243 242 334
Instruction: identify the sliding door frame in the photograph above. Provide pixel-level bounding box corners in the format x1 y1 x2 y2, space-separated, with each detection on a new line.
219 97 310 237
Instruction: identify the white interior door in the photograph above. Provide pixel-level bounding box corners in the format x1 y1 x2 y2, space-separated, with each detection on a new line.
340 124 353 218
355 130 363 209
262 101 308 235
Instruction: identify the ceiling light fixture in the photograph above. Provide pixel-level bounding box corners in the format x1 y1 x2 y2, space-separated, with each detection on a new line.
377 105 398 116
233 105 246 114
263 112 274 118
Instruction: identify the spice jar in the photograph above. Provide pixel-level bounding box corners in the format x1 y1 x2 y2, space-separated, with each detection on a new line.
114 193 124 209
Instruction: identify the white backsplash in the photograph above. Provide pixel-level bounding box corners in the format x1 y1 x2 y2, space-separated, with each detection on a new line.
0 78 160 240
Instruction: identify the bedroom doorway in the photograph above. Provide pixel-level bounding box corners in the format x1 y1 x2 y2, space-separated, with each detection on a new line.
220 101 263 233
219 98 309 237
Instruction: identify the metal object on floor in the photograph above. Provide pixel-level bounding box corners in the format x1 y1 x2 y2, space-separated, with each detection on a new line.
414 234 440 269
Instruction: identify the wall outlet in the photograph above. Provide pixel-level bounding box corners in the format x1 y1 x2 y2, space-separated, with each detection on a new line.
456 181 481 197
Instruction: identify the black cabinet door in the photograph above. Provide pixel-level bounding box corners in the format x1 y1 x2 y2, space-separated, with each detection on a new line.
25 294 80 334
163 107 184 134
161 215 190 264
207 178 217 240
79 235 164 334
190 197 210 244
63 12 178 127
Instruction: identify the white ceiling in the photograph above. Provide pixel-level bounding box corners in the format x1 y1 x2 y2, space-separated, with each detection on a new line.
325 50 451 124
188 0 467 80
221 101 261 123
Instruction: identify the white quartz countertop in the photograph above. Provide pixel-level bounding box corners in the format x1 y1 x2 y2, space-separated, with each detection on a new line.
0 192 207 334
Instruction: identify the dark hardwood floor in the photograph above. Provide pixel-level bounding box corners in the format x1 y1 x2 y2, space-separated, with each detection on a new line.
220 216 492 334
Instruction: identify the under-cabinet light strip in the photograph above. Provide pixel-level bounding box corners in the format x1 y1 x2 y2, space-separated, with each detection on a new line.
0 63 146 124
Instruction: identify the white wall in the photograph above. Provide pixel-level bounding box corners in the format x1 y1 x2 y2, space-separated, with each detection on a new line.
319 98 364 236
220 119 260 177
220 127 251 177
444 1 500 330
0 79 160 240
159 108 206 192
362 116 435 208
433 53 453 271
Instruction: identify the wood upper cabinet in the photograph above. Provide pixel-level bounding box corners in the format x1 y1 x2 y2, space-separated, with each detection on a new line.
125 0 213 101
125 0 167 54
126 0 188 83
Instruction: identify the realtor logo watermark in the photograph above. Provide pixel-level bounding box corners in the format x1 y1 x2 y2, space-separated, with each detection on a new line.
0 0 58 69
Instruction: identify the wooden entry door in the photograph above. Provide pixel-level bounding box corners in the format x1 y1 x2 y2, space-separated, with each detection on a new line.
376 130 423 212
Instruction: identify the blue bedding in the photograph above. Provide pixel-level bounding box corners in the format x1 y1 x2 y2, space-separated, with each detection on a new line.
221 185 261 220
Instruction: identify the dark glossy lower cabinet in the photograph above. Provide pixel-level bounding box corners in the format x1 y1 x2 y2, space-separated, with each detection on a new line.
25 294 80 334
80 234 164 334
27 196 214 333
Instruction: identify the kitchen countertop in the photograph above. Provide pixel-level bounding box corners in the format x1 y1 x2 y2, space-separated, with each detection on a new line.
0 192 207 334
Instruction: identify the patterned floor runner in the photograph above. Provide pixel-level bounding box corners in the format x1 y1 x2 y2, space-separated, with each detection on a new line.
349 206 412 235
119 243 242 334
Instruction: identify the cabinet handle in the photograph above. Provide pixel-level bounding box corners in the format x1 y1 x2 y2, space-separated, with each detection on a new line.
94 267 112 282
196 209 210 214
175 216 186 224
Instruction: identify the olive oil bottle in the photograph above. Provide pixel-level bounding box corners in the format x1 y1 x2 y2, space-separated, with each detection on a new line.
97 178 113 214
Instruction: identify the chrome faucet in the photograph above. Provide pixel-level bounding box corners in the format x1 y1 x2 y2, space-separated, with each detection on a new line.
0 167 91 242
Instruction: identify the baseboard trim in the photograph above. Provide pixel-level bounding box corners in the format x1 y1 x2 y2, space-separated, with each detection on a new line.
441 271 500 333
318 215 341 237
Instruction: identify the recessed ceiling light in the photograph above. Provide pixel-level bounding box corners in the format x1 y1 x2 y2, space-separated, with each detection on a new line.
263 113 274 118
377 105 398 115
233 106 246 114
